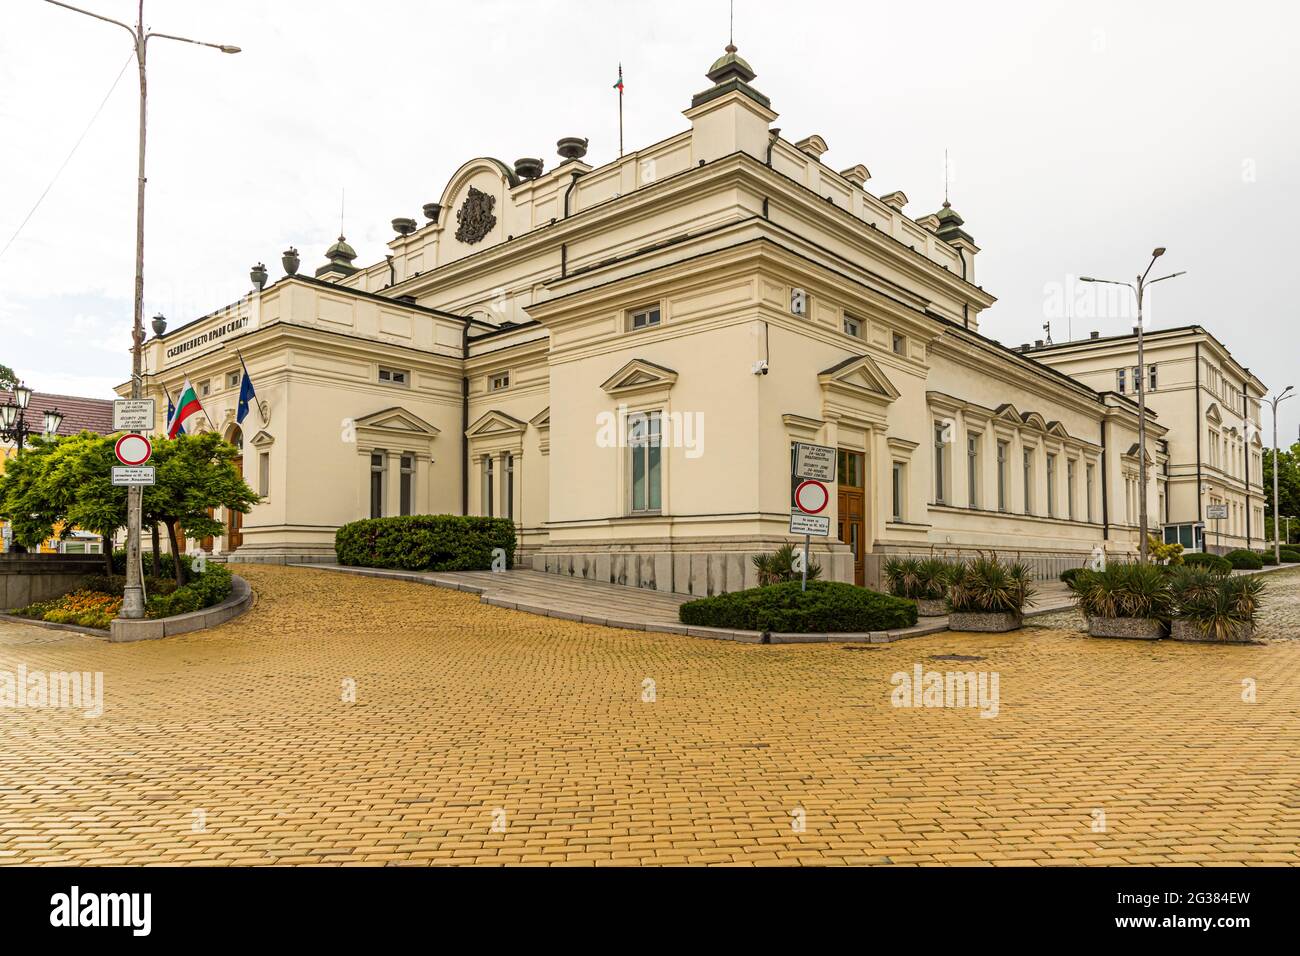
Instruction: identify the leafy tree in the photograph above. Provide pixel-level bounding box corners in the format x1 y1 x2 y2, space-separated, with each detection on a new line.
0 363 19 392
0 430 258 585
1262 441 1300 543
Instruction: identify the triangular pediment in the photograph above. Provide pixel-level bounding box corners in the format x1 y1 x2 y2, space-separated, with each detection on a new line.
1204 403 1223 425
600 358 678 396
466 409 528 438
994 403 1023 424
1046 420 1071 439
529 407 550 429
248 429 275 448
354 406 440 436
818 354 900 402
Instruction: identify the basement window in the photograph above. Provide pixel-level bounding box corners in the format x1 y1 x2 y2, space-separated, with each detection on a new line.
489 371 511 392
379 366 410 387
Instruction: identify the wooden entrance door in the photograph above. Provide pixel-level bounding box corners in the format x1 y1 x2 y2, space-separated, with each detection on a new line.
226 457 243 551
837 450 866 586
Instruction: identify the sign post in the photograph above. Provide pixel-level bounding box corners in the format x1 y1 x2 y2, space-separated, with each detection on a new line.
791 442 836 591
1206 503 1228 553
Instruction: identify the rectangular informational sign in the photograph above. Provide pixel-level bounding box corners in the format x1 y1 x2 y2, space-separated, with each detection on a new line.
111 466 155 487
789 512 830 537
793 442 836 481
112 399 156 432
1206 504 1229 520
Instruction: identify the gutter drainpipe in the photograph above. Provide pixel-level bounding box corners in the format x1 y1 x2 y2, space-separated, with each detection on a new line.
385 255 396 287
563 171 582 218
1100 414 1110 541
461 325 470 516
1194 342 1203 525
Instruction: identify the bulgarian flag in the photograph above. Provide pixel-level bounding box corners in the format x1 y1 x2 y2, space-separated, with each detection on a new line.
613 63 623 92
166 378 203 438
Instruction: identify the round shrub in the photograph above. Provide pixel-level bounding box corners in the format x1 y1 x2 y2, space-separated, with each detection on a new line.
1224 549 1263 571
1279 549 1300 564
336 515 517 572
1182 553 1232 574
678 581 917 633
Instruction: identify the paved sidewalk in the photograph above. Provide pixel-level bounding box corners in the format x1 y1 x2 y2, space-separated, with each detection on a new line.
0 563 1296 866
316 564 1077 643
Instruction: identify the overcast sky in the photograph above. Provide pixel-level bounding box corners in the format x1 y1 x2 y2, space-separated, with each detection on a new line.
2 0 1297 437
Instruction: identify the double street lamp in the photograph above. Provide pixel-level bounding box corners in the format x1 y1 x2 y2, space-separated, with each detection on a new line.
0 383 64 452
45 1 239 619
1080 248 1186 563
1264 386 1294 563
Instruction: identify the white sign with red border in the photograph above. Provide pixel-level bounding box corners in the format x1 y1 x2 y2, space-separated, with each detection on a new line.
790 478 831 536
114 433 153 466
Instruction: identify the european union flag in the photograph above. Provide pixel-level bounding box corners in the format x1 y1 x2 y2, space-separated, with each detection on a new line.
236 354 257 426
165 388 184 436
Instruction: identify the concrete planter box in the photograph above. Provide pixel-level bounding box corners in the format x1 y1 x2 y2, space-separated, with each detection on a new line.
915 598 948 618
948 610 1023 632
1087 616 1163 640
1170 619 1255 644
109 575 252 643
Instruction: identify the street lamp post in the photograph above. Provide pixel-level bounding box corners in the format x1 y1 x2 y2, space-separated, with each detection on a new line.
1264 386 1294 564
45 1 238 618
0 384 64 452
1080 249 1186 563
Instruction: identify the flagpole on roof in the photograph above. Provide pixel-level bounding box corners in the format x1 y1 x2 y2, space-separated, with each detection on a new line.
617 62 624 158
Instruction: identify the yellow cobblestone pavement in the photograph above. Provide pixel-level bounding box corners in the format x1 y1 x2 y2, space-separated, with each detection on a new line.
1 564 1297 866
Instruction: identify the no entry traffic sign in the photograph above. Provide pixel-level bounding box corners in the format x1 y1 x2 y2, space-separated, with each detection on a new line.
114 433 153 467
793 479 829 515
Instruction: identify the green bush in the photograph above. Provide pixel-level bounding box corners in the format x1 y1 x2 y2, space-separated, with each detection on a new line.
145 563 232 619
1259 553 1278 566
335 515 516 572
947 555 1036 614
1071 562 1172 620
678 581 917 633
1279 549 1300 564
1224 549 1263 571
111 550 198 578
1170 566 1263 641
1060 567 1087 587
81 573 179 597
1182 553 1232 574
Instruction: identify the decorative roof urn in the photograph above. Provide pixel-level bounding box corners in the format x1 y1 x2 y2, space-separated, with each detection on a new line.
557 137 589 161
422 202 442 223
250 262 268 290
391 217 417 236
151 313 168 336
282 246 300 276
514 157 544 180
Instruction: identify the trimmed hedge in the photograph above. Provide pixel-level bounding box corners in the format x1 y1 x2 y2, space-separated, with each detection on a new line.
1224 549 1263 571
1280 549 1300 564
146 563 232 619
335 515 517 572
678 580 917 633
1182 553 1232 574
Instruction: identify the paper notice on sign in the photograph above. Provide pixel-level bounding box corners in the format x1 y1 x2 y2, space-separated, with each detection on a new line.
789 512 830 537
112 399 156 432
111 466 155 487
793 442 836 481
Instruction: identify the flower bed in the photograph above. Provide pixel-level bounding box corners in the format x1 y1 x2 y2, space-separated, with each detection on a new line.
15 589 123 630
14 564 233 630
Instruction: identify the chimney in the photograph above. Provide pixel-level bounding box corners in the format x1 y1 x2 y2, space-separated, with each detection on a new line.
1090 330 1100 340
1034 339 1044 348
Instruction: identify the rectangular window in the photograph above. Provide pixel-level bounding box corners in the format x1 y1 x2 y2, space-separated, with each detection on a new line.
1067 459 1076 521
1086 462 1096 523
258 452 270 498
934 423 948 504
1116 368 1126 394
399 454 415 516
842 314 862 338
489 371 510 392
967 434 980 509
629 411 662 513
837 449 863 488
1023 448 1034 514
482 455 495 517
629 305 661 330
996 440 1009 512
1132 366 1141 393
892 462 904 521
227 371 241 389
1046 453 1057 517
504 452 515 520
378 366 410 386
892 332 907 356
199 379 211 398
1148 364 1158 391
370 451 386 519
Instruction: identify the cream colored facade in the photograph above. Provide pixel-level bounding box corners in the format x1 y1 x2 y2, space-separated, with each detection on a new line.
122 45 1176 593
1028 327 1267 554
